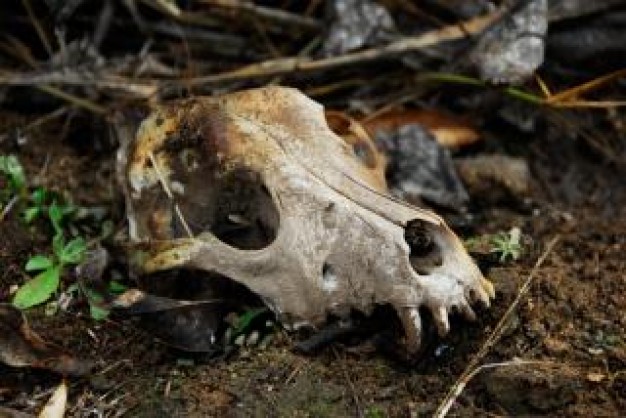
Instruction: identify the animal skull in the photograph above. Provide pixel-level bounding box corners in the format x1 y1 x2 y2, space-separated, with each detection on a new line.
119 87 494 354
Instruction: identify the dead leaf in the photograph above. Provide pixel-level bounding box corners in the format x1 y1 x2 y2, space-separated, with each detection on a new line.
0 304 92 376
38 381 67 418
361 109 481 148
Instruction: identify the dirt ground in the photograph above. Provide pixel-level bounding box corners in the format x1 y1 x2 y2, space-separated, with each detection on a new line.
0 106 625 418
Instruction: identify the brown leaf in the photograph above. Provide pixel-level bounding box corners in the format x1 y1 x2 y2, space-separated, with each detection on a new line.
38 380 67 418
0 304 92 376
361 109 481 148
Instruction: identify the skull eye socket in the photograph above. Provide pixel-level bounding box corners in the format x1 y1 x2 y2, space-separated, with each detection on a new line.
172 166 280 250
131 114 281 249
404 220 443 275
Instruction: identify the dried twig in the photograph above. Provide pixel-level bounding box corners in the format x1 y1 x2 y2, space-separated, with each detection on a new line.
545 68 626 107
0 71 158 98
436 358 558 413
139 0 320 33
163 6 507 93
36 84 107 114
197 0 321 31
147 151 193 238
0 195 19 222
433 236 560 418
21 0 53 56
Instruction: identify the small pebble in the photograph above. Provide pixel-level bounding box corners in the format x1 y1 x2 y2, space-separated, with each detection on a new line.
234 334 245 347
246 331 260 347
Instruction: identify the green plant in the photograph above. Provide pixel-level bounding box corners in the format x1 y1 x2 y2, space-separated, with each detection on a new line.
13 234 87 309
464 227 523 264
23 187 53 223
81 285 110 321
490 227 522 262
365 406 386 418
224 307 276 348
13 187 87 310
231 307 268 337
2 155 112 319
0 155 76 228
23 188 76 229
0 155 27 206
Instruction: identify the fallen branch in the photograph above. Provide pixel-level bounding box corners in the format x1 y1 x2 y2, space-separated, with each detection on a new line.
434 236 560 418
0 71 158 99
163 6 508 93
36 84 107 114
195 0 322 31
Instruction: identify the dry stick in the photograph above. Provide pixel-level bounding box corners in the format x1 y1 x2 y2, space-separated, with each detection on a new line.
196 0 321 31
22 106 69 132
0 195 19 222
433 236 560 418
167 6 506 91
435 358 572 416
141 0 319 32
0 72 158 99
147 152 194 238
21 0 53 56
0 35 130 111
5 4 110 114
546 68 626 104
36 85 107 114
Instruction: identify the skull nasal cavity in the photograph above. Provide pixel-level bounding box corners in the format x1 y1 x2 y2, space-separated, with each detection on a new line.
175 167 279 250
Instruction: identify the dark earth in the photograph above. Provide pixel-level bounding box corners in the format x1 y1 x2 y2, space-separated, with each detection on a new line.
0 101 624 418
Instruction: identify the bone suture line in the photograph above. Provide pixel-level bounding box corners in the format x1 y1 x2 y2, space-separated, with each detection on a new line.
147 151 194 238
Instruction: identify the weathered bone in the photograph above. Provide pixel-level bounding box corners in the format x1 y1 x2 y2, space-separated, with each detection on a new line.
120 86 494 354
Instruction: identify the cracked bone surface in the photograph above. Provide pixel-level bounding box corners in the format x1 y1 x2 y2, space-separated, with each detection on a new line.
120 86 494 354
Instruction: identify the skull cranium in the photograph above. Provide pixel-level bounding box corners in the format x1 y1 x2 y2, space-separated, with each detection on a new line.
119 87 494 354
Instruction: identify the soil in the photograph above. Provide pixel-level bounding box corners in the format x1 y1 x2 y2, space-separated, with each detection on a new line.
0 107 624 418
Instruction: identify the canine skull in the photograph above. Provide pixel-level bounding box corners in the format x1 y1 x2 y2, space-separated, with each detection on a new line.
119 87 494 354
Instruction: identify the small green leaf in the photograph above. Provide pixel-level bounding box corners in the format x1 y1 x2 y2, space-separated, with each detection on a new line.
59 237 86 265
48 201 64 236
52 233 65 259
108 280 128 294
23 206 41 223
25 255 53 272
489 227 522 263
82 286 110 320
233 307 268 335
31 187 49 206
12 266 61 309
0 155 26 192
89 303 110 320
